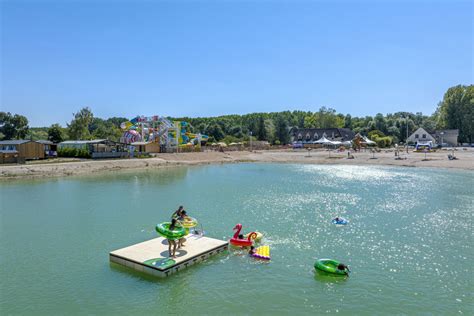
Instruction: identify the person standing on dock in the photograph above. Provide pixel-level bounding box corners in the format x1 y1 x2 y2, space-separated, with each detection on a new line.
171 206 185 220
168 219 179 258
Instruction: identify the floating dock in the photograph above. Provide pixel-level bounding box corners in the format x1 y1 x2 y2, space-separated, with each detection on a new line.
109 234 228 277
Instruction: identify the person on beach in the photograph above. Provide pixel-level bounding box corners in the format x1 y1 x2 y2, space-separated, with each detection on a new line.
168 219 179 258
171 206 184 220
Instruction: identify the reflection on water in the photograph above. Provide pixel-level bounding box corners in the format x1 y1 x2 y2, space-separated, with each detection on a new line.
1 163 472 315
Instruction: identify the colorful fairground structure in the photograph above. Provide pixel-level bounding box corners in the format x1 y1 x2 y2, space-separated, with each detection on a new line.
119 115 209 152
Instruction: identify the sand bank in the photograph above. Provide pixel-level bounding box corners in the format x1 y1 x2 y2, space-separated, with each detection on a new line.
1 148 473 180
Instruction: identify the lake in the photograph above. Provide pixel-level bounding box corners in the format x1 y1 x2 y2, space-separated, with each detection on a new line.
1 163 472 315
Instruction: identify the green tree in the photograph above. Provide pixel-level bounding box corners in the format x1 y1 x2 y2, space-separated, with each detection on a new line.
205 123 225 141
256 116 267 141
68 107 94 140
436 85 473 143
344 114 353 129
275 116 290 144
0 112 29 139
27 128 48 140
303 107 344 129
48 124 65 143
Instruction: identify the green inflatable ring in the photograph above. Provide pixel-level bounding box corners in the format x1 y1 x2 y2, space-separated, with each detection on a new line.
156 222 186 240
314 258 349 275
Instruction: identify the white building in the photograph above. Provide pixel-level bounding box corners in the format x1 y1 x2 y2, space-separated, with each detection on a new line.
407 128 459 146
406 128 435 144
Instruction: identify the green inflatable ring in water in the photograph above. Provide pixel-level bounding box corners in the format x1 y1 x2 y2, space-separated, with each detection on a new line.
156 222 186 240
314 258 349 276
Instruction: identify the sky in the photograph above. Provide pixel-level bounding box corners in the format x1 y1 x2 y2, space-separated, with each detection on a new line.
1 0 472 127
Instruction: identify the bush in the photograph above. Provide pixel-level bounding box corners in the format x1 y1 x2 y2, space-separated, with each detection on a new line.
373 136 392 148
58 147 91 158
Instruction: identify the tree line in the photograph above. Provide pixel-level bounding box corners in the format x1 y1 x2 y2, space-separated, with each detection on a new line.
1 84 472 145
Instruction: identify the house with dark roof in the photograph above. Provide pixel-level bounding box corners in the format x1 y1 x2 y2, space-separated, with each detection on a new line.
289 127 355 143
0 140 45 161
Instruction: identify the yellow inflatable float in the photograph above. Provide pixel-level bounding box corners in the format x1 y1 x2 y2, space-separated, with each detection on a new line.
252 245 270 260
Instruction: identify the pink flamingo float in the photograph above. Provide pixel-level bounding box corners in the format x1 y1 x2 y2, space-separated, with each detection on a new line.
230 223 257 247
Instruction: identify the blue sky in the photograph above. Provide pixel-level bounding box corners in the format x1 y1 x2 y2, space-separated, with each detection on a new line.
1 0 472 127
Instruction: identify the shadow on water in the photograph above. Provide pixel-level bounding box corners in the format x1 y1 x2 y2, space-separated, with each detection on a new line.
109 262 163 284
314 269 349 284
109 252 228 283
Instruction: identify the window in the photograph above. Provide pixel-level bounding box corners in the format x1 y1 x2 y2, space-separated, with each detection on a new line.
422 134 426 138
415 134 419 139
314 133 318 139
306 133 310 140
297 133 302 140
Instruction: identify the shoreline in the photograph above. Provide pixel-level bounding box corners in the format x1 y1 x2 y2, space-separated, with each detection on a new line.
1 149 473 180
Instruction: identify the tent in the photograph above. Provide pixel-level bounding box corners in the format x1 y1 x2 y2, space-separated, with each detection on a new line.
363 136 376 145
313 136 333 144
314 136 334 156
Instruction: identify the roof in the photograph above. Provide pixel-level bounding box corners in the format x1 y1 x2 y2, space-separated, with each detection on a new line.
36 140 54 145
0 140 32 145
59 139 107 145
130 141 151 145
290 128 355 141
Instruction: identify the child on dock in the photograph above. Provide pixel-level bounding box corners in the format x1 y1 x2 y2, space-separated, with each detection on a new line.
168 219 178 258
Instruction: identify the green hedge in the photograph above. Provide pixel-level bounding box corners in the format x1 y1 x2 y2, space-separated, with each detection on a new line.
57 147 91 158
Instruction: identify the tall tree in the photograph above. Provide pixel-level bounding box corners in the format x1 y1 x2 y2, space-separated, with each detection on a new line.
275 116 290 144
48 124 65 143
256 116 267 141
0 112 29 139
344 114 353 129
68 107 94 140
436 85 473 143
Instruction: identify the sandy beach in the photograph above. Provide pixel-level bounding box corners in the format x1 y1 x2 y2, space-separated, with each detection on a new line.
1 148 473 180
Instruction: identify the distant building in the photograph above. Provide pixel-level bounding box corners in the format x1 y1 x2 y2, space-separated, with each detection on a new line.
0 140 45 161
407 128 459 146
432 129 459 147
289 128 355 143
131 141 161 154
36 140 58 157
406 128 436 144
58 139 128 159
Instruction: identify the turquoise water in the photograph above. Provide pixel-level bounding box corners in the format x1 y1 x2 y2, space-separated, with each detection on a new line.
1 163 473 315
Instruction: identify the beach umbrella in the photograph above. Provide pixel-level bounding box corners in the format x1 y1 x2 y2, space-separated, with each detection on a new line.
314 136 334 156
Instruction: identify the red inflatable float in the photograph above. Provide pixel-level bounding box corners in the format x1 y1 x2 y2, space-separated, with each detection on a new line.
230 223 257 247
